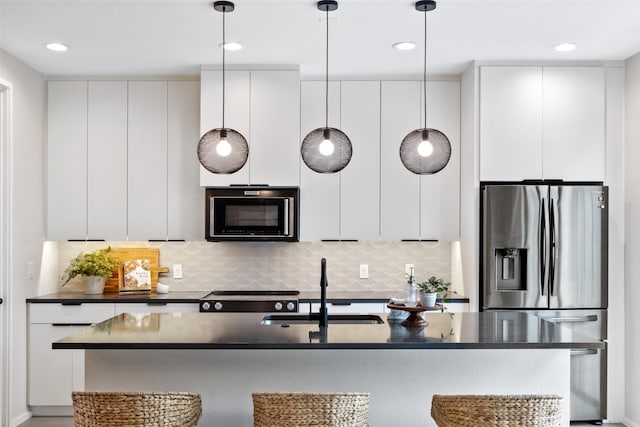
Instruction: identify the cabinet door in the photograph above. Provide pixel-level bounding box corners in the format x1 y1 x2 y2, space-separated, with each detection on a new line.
47 81 87 240
168 81 203 240
542 67 605 180
29 324 76 405
87 81 128 240
380 81 421 240
114 302 200 314
340 81 381 241
250 70 300 186
420 81 461 240
199 70 251 186
300 81 341 241
128 81 168 240
479 66 543 181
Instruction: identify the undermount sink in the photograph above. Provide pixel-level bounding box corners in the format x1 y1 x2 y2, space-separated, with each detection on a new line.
261 314 384 325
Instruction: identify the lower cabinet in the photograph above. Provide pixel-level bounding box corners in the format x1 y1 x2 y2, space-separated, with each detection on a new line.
28 303 115 411
28 301 199 412
299 302 389 314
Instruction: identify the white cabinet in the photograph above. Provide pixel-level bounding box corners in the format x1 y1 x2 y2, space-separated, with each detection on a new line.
28 303 115 409
199 69 300 187
299 302 388 314
339 81 381 240
250 71 300 186
47 79 201 241
47 81 88 240
542 67 605 180
300 81 381 241
420 81 461 241
479 66 605 181
300 81 341 240
127 81 168 240
88 81 128 240
380 81 421 241
199 70 251 186
381 81 461 241
168 81 203 241
114 302 199 314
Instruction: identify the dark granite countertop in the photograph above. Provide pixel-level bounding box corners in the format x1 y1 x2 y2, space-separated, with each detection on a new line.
299 290 469 303
27 290 468 304
26 291 208 304
53 310 602 350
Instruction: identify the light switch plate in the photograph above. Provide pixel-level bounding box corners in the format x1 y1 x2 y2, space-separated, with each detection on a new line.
359 264 369 279
173 264 183 279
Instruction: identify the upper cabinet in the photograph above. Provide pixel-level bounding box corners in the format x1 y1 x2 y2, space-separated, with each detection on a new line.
300 79 460 242
47 79 201 241
299 81 381 241
479 66 605 181
380 80 461 241
199 69 300 187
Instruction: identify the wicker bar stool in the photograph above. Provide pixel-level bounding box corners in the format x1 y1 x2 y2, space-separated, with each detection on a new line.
431 394 562 427
252 392 370 427
71 391 202 426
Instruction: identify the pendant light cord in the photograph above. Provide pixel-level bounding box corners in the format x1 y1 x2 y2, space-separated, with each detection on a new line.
423 8 427 128
222 6 226 129
325 7 329 129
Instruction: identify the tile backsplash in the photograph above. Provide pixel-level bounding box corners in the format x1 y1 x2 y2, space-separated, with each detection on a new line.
55 241 454 293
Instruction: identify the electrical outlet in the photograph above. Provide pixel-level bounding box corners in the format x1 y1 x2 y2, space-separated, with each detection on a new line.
405 263 415 276
27 262 34 279
173 264 183 279
359 264 369 279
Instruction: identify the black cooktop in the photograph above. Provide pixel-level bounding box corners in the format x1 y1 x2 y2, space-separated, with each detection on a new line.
211 290 300 296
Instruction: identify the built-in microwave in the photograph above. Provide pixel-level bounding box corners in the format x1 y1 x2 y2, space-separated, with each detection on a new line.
205 186 299 242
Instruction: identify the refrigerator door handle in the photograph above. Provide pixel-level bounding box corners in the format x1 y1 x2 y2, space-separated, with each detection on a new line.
570 349 599 356
550 199 557 296
539 198 546 296
547 315 598 323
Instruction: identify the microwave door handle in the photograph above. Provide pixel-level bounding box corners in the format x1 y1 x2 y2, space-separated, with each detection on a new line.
284 199 289 236
549 199 557 296
539 198 546 297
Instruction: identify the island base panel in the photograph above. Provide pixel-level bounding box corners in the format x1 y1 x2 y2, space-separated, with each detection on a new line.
85 349 570 427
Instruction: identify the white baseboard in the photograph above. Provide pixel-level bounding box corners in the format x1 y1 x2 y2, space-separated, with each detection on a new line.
623 417 640 427
11 411 32 427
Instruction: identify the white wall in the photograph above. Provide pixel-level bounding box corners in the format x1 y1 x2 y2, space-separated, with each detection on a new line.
624 52 640 427
0 50 46 426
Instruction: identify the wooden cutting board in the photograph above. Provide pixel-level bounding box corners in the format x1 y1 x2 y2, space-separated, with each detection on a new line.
104 248 169 293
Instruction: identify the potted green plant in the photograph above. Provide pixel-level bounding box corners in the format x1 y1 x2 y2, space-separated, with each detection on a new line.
417 276 451 307
61 247 121 294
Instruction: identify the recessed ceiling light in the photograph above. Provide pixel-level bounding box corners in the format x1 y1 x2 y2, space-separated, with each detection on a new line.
45 42 70 52
554 43 577 52
393 41 416 51
219 42 242 51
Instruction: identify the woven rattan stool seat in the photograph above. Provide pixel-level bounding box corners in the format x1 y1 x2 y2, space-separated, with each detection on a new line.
72 391 202 426
252 392 370 427
431 394 562 427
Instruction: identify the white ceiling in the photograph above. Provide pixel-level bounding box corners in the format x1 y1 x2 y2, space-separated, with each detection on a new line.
2 0 640 79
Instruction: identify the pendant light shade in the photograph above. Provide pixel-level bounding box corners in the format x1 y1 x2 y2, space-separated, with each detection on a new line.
198 0 249 175
400 0 451 175
301 0 352 174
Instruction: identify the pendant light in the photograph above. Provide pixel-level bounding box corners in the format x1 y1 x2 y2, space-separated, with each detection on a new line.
198 1 249 175
400 0 451 175
301 0 352 174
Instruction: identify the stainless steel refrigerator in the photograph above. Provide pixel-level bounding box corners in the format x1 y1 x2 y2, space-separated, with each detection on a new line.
480 181 608 422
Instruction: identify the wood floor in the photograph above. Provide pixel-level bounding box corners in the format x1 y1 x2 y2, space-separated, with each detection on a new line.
17 417 627 426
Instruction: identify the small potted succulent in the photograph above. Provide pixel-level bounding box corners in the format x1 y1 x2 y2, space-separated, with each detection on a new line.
417 276 451 307
61 247 121 294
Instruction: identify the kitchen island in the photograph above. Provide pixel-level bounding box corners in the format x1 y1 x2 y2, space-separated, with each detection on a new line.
54 311 600 426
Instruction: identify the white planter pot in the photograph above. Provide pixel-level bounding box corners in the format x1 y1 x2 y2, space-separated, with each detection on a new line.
419 291 437 307
84 276 106 295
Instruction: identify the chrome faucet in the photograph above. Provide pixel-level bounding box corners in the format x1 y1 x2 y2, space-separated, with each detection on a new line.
310 258 329 326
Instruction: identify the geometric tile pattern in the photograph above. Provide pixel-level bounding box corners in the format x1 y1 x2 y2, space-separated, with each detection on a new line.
57 241 451 293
